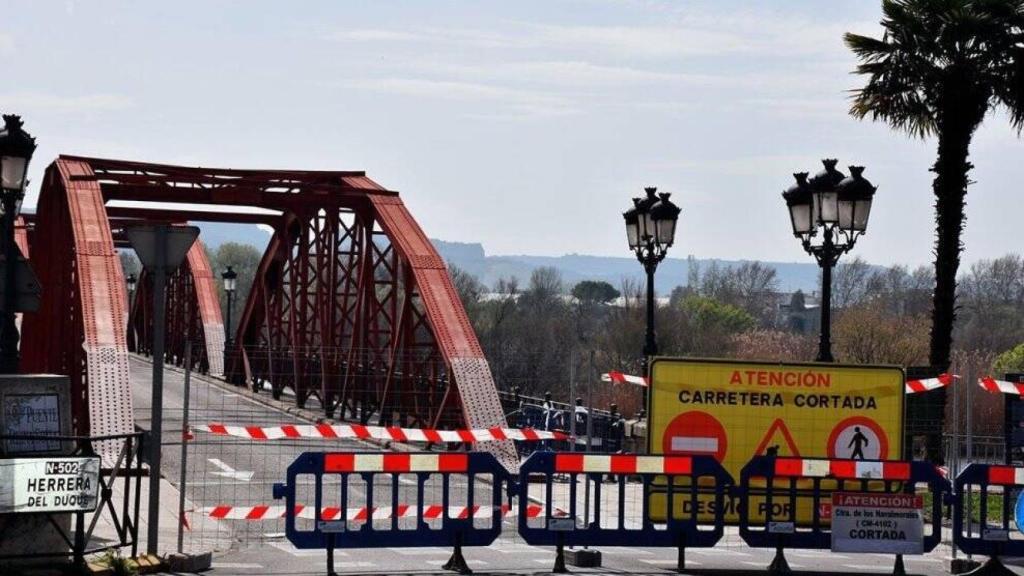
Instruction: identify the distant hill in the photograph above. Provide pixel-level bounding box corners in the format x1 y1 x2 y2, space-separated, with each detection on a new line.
186 225 823 293
432 239 822 293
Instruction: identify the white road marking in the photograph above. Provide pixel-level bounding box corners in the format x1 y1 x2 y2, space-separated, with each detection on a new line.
743 561 804 569
208 458 254 482
389 547 451 555
843 564 895 570
488 544 554 554
425 559 488 566
332 562 377 568
599 548 654 555
790 550 849 559
642 558 703 566
692 548 751 556
269 541 336 557
211 563 263 569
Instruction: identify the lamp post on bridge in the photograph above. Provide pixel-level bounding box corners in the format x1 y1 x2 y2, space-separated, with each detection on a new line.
0 114 36 374
622 187 681 404
782 159 876 362
222 265 237 374
126 273 137 348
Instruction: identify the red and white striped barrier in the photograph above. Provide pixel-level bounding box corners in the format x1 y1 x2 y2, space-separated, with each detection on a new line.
202 503 546 521
905 373 956 394
601 371 648 387
987 466 1024 485
773 458 910 480
324 453 469 473
554 454 692 475
192 423 567 443
605 371 956 395
978 377 1024 397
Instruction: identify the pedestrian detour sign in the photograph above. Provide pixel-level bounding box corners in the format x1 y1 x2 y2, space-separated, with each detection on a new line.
648 358 904 524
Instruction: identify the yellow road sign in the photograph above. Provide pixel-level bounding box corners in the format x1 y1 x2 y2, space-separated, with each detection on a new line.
647 358 904 523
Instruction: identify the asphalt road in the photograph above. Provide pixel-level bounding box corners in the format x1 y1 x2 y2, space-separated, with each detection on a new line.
129 356 503 554
129 357 1022 575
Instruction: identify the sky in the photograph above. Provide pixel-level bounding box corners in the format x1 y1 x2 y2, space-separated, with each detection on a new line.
3 0 1022 268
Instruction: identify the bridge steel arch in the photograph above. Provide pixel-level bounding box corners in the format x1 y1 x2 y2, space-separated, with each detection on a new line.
20 156 513 468
127 243 225 376
21 157 224 439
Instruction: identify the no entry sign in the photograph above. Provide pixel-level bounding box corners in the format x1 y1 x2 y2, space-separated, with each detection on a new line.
648 358 904 524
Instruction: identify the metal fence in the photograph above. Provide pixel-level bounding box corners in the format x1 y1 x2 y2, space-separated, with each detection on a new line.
146 343 757 557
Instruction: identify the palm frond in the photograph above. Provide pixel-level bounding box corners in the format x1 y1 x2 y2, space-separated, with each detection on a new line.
992 46 1024 132
844 33 893 61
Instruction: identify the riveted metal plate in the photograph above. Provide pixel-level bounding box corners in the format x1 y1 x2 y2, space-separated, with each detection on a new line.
86 345 134 465
450 357 518 472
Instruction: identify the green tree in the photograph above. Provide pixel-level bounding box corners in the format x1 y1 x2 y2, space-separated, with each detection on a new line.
994 342 1024 375
683 295 756 335
845 0 1024 369
207 241 262 331
571 280 621 304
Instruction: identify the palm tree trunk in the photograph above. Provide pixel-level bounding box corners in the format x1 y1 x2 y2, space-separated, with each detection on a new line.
928 118 974 370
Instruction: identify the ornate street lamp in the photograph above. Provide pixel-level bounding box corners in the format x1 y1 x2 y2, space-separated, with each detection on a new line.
0 115 36 373
222 266 238 370
783 159 876 362
623 186 681 377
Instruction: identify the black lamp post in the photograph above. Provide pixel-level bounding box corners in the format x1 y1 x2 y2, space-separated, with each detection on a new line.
126 273 137 347
623 186 681 377
222 266 237 369
783 159 876 362
0 115 36 374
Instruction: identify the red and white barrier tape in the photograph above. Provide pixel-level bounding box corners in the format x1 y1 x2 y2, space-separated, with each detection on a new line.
978 377 1024 396
201 503 546 521
606 371 957 395
905 373 957 394
192 423 567 443
601 371 648 387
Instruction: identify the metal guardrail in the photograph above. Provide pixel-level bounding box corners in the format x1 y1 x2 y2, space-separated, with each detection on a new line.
738 456 950 575
517 452 732 573
273 451 513 575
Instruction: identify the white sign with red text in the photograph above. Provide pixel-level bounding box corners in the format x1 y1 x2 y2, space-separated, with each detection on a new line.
831 492 923 554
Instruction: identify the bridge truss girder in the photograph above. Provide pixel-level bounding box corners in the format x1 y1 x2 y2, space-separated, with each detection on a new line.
20 156 513 469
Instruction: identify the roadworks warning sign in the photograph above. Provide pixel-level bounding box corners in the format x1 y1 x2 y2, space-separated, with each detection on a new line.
831 492 924 554
647 358 904 524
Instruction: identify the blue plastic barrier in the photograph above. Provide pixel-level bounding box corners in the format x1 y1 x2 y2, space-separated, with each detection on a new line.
953 463 1024 574
739 456 949 574
272 451 513 575
517 452 733 572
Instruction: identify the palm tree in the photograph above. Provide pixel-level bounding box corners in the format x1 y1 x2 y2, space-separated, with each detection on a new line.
845 0 1024 370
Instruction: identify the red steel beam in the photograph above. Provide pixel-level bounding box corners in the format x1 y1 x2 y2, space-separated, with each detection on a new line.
22 155 515 470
